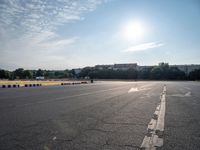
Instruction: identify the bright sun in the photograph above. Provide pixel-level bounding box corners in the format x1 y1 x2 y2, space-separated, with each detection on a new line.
122 21 145 40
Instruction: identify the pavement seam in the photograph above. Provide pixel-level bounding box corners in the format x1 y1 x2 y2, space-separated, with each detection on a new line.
140 85 166 150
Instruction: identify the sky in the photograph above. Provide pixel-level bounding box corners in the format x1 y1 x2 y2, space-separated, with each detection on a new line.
0 0 200 70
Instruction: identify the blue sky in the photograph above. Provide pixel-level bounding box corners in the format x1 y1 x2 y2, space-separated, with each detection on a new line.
0 0 200 70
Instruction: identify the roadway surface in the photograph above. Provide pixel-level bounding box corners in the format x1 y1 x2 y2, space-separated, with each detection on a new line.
0 81 200 150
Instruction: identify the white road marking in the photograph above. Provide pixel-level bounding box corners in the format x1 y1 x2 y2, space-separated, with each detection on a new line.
128 87 151 93
141 136 151 150
52 136 57 141
185 92 191 97
128 87 139 93
170 91 191 97
148 119 157 132
141 85 166 150
152 135 163 147
155 95 165 136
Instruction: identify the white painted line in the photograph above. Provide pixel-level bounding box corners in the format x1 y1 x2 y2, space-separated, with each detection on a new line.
156 93 166 135
140 85 166 150
171 91 191 97
148 119 157 131
152 135 163 147
52 136 57 141
185 92 191 97
153 110 159 120
128 87 139 93
156 104 161 111
141 136 151 149
128 86 151 93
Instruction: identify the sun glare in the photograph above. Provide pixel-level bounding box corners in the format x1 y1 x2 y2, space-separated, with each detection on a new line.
122 21 145 41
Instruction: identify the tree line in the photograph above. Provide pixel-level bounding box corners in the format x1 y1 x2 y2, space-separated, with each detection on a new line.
78 63 200 80
0 63 200 80
0 68 73 80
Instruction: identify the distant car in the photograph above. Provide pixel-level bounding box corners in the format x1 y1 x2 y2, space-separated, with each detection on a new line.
36 76 45 80
84 76 90 79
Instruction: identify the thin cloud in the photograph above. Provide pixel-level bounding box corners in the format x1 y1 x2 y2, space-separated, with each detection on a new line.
0 0 104 44
0 0 103 33
123 42 164 52
0 0 105 70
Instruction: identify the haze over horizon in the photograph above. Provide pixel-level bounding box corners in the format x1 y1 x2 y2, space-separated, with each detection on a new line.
0 0 200 70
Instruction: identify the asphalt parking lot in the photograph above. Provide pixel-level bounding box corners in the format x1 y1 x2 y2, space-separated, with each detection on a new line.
0 81 200 150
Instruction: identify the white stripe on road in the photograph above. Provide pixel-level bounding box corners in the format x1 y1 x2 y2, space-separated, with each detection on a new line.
128 86 151 93
128 88 139 93
141 85 166 150
170 91 191 97
156 90 166 136
185 92 191 97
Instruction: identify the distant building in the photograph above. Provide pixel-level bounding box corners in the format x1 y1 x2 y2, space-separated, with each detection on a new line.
159 62 169 66
89 63 200 74
113 63 137 71
95 63 138 71
138 64 200 74
171 64 200 74
95 65 113 70
137 65 153 71
73 68 82 75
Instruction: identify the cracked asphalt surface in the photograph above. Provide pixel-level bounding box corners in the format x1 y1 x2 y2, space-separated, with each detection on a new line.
0 81 200 150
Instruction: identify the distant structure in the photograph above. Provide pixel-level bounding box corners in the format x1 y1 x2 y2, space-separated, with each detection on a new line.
94 63 200 74
95 65 113 70
95 63 137 71
113 63 137 71
137 65 152 71
73 68 82 75
171 64 200 75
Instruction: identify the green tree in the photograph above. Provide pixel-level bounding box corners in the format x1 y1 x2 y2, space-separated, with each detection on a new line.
36 69 44 76
23 70 33 79
79 67 93 78
69 69 76 77
14 68 24 79
151 67 162 80
44 71 51 79
189 69 200 80
63 69 70 78
159 63 169 79
126 69 138 79
168 67 186 80
0 69 10 79
138 67 152 79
